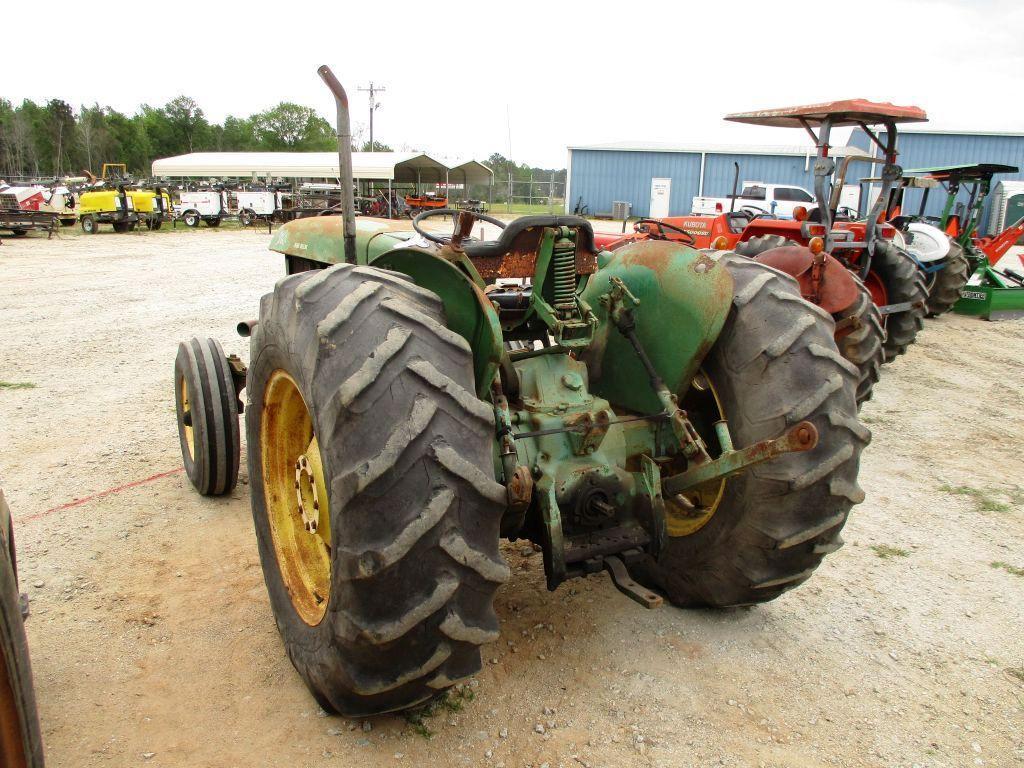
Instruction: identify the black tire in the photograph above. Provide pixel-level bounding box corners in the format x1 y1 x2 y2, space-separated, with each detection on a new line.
0 489 45 768
80 216 97 234
834 277 884 409
11 230 28 238
174 337 240 496
631 255 868 607
204 217 221 228
247 263 507 716
924 241 970 317
733 234 794 258
112 221 132 234
147 218 163 231
182 212 200 228
870 241 928 363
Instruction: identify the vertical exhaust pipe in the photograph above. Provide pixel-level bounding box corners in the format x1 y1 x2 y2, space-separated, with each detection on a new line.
317 65 357 264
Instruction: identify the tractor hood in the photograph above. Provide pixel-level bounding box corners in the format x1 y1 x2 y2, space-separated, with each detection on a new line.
270 215 421 266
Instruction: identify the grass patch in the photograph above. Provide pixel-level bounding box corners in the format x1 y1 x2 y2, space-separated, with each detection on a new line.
1007 667 1024 683
991 561 1024 577
0 381 35 390
402 686 476 739
939 483 1022 513
871 544 909 559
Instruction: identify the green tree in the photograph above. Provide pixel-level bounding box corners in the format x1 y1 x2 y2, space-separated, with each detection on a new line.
252 103 334 150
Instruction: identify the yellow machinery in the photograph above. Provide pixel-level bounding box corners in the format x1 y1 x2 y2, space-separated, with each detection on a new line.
126 188 172 230
77 187 139 234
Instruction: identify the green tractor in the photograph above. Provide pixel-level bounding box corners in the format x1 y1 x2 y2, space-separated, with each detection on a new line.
173 68 869 716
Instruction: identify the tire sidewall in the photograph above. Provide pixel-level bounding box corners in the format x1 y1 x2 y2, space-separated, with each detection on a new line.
245 338 333 665
175 343 209 493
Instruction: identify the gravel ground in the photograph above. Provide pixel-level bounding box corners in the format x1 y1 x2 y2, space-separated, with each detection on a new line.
0 226 1022 768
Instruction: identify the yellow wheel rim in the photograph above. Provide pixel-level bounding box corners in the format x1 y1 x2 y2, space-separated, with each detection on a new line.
180 375 195 460
261 370 331 626
665 370 727 537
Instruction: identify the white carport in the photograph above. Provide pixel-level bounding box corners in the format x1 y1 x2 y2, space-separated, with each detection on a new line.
151 151 449 184
446 160 495 204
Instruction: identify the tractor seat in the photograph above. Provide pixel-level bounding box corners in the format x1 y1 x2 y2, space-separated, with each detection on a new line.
463 215 599 280
462 217 598 262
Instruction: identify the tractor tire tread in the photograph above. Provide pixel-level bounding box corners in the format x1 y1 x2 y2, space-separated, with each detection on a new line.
925 241 970 317
248 263 505 717
632 253 867 608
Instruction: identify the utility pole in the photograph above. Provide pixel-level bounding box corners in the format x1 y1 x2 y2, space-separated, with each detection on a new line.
358 82 385 151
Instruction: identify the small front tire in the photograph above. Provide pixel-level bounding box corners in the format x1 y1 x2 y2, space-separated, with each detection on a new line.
174 337 241 496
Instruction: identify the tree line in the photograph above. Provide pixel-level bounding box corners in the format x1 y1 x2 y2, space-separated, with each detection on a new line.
0 96 388 179
0 95 566 200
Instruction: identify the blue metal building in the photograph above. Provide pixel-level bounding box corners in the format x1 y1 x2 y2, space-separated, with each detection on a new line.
567 131 1024 234
565 141 863 219
846 129 1024 233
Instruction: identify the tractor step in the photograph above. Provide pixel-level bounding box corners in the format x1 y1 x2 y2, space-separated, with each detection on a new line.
603 554 663 609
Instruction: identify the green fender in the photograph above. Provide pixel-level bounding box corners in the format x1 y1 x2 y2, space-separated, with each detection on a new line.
580 240 734 415
270 216 503 396
370 247 503 397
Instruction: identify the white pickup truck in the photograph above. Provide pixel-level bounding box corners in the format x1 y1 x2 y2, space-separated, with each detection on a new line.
692 183 816 218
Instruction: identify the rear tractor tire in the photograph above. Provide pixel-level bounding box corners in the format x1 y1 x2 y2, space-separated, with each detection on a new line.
733 234 793 258
834 276 884 409
924 241 970 317
868 241 928 362
247 263 507 716
631 254 869 607
174 337 241 496
0 489 45 768
737 235 884 409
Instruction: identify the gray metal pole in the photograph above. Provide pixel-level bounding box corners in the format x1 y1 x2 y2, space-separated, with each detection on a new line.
317 65 356 264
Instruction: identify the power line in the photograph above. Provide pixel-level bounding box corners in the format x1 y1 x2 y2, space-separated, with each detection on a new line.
357 82 386 150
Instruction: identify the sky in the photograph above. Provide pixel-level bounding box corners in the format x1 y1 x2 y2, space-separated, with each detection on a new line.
3 0 1023 168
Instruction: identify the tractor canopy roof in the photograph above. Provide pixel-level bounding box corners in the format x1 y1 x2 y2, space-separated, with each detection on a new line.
906 163 1020 181
725 99 928 128
862 174 941 189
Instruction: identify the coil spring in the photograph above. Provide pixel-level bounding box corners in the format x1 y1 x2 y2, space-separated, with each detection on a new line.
552 240 577 315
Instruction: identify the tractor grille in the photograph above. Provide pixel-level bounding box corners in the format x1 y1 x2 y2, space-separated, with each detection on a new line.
0 193 18 211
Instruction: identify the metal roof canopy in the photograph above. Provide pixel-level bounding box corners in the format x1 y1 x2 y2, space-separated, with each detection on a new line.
907 163 1020 181
725 99 928 128
863 175 941 189
151 151 450 181
447 160 493 187
568 141 868 158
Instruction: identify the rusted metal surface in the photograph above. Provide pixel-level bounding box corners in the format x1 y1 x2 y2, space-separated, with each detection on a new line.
725 99 928 128
662 420 818 496
603 554 663 609
753 245 860 315
470 225 598 280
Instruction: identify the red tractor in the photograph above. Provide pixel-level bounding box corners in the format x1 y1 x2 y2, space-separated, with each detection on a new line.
596 100 931 407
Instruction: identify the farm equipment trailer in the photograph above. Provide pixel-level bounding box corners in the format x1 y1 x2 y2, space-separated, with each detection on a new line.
173 68 868 716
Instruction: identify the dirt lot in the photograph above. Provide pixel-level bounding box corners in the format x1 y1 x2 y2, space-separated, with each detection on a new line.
1 227 1022 768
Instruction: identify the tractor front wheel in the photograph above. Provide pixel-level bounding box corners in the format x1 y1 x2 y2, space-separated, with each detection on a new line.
632 255 868 607
924 241 970 317
174 337 240 496
247 263 507 716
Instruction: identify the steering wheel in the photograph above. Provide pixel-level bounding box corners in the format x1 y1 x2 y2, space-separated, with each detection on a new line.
634 218 696 245
739 205 770 219
412 208 506 244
